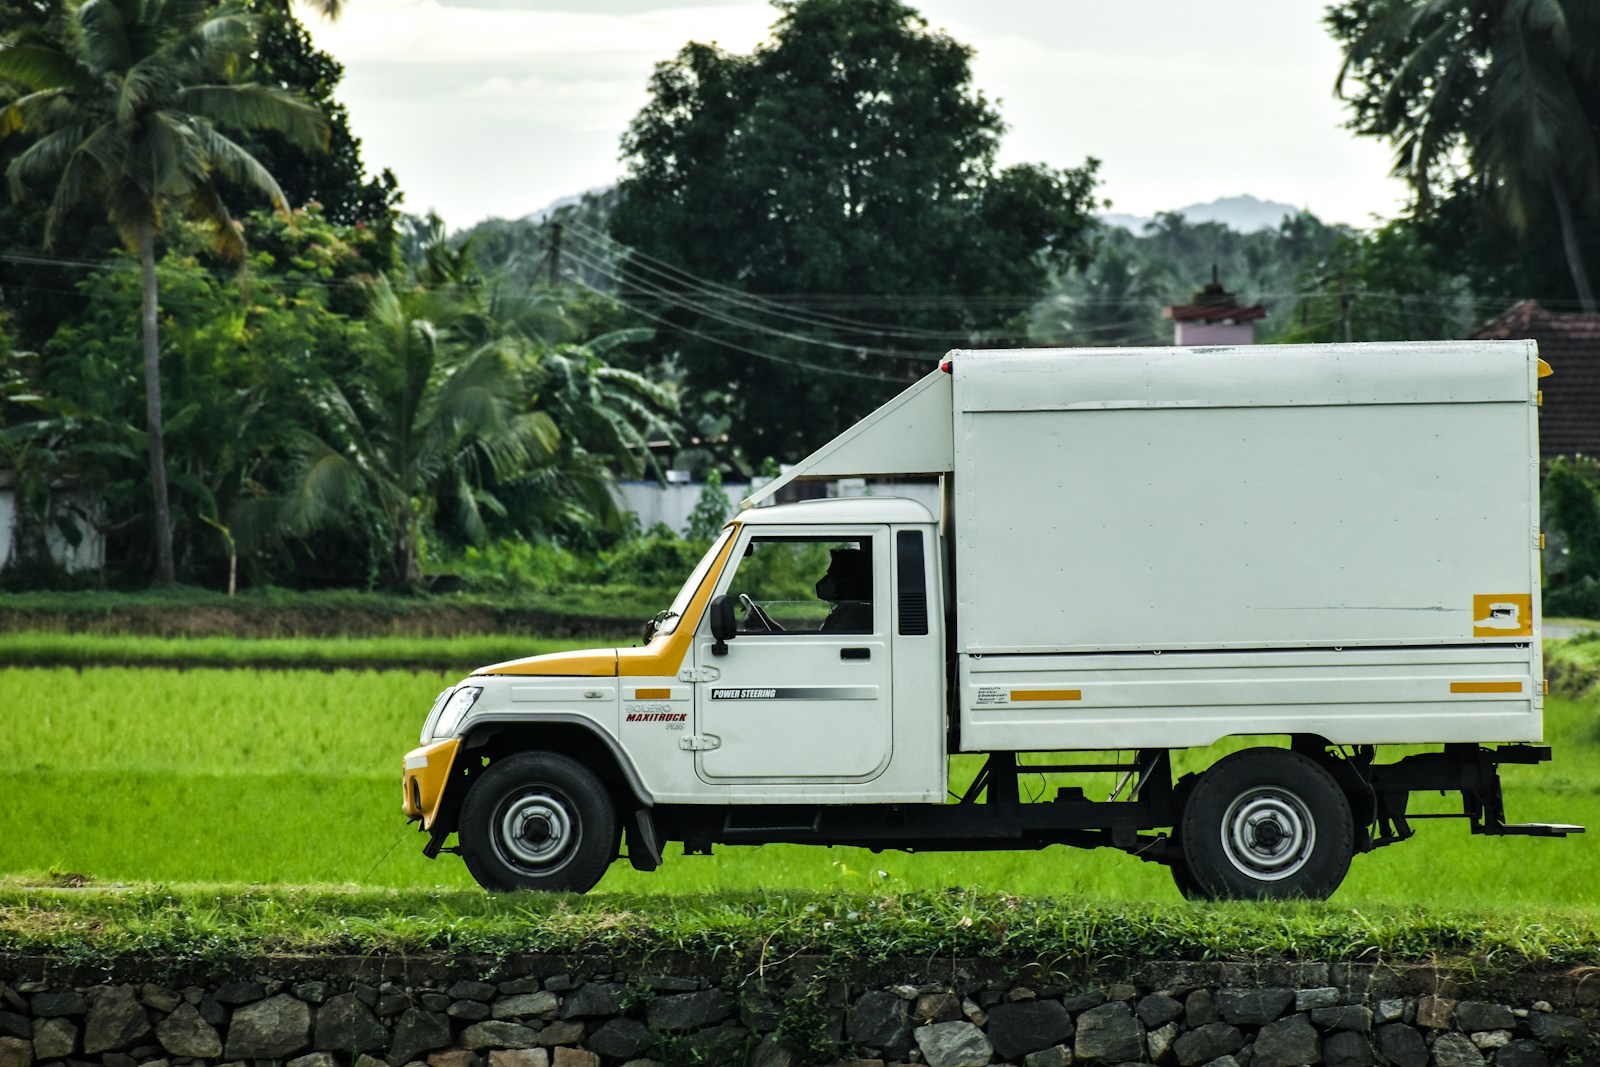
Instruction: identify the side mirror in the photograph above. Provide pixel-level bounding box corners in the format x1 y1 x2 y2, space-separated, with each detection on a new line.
709 594 738 656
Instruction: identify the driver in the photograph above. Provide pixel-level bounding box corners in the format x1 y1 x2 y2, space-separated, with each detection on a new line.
817 548 871 633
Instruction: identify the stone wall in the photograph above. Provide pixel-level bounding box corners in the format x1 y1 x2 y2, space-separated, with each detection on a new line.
0 955 1594 1067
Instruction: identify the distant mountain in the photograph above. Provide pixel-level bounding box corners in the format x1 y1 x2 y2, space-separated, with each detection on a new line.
522 187 612 224
1101 194 1301 234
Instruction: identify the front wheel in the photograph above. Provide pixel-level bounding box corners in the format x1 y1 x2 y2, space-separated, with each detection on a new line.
1179 748 1354 901
459 752 617 893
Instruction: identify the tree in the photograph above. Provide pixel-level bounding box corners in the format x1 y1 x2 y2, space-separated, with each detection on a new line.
273 276 558 587
42 208 379 587
610 0 1100 460
234 1 400 229
0 0 327 584
1272 221 1474 344
1328 0 1600 311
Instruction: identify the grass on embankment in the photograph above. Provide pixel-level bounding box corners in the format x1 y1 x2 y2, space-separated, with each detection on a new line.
0 631 599 671
0 586 660 639
2 883 1597 971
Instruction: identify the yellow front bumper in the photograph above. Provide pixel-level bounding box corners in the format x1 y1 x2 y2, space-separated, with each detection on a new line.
402 738 461 830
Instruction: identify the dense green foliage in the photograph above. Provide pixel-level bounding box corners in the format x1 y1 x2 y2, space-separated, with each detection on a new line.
610 0 1101 460
0 0 331 582
1035 211 1475 347
1 0 1599 596
1543 458 1600 618
0 4 673 590
1327 0 1600 310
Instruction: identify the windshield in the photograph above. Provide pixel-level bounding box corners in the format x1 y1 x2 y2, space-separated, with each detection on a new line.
657 526 735 637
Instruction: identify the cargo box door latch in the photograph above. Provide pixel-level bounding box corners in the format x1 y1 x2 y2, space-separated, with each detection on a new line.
680 734 721 751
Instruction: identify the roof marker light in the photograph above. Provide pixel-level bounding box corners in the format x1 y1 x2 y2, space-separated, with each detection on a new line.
940 359 952 373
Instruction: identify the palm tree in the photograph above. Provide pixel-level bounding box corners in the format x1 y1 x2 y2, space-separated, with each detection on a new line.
0 0 328 583
275 276 559 587
1331 0 1600 311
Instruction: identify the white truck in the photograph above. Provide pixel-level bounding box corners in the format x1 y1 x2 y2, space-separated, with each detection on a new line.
401 341 1581 899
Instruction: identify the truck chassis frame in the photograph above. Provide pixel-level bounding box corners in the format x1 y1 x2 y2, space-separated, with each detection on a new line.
641 742 1578 869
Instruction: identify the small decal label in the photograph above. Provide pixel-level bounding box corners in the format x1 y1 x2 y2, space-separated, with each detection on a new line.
975 686 1009 705
626 702 685 722
1472 593 1533 638
708 687 875 700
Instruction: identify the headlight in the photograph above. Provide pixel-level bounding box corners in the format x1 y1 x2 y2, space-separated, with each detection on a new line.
433 686 483 738
420 688 453 744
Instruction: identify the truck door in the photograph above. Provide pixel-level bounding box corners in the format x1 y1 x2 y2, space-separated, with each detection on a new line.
692 526 892 782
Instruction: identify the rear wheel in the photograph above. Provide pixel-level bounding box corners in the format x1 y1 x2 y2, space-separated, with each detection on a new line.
459 752 616 893
1169 861 1205 900
1179 748 1354 900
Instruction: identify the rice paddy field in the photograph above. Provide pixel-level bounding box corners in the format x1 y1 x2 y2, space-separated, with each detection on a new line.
2 638 1596 912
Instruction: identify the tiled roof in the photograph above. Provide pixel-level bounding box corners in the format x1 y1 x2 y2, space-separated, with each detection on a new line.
1162 302 1268 324
1162 270 1267 324
1471 300 1600 459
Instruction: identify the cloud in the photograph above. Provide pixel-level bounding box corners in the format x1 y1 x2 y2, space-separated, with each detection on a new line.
300 0 772 64
431 0 752 11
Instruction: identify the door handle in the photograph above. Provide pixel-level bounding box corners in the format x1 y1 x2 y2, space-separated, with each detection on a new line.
841 647 870 660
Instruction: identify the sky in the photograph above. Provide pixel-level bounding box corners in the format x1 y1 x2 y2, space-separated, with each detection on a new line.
299 0 1411 232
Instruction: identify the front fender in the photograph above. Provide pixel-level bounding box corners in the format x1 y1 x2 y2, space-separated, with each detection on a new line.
425 714 653 838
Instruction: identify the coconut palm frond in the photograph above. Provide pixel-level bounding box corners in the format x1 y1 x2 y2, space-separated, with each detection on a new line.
191 118 288 208
76 0 134 77
178 83 328 152
7 119 91 199
0 45 90 93
280 431 366 534
579 326 654 358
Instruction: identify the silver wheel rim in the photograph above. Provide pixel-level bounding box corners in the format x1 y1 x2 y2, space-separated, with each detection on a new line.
1220 786 1315 881
494 789 579 872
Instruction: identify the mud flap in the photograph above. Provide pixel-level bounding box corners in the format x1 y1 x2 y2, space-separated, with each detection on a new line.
626 807 663 871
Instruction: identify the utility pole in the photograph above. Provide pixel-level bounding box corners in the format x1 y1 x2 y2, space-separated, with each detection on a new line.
547 222 563 287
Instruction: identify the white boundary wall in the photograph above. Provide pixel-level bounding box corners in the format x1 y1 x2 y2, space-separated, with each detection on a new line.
0 489 104 573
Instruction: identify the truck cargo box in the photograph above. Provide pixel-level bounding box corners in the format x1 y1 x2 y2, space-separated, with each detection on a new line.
948 342 1542 655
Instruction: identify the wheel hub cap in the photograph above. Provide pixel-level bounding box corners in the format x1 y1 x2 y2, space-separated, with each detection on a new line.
1220 786 1316 881
498 793 576 869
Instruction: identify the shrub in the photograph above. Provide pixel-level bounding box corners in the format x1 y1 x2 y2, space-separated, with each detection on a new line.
452 539 595 594
603 523 707 586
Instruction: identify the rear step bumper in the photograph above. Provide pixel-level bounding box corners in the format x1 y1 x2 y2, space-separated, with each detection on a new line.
1476 821 1584 837
1365 744 1585 848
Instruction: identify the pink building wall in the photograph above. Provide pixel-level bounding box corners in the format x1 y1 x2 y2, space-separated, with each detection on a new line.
1174 320 1256 346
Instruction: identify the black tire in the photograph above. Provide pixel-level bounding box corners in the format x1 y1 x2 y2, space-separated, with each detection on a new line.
1169 861 1206 901
1179 748 1354 901
459 752 617 893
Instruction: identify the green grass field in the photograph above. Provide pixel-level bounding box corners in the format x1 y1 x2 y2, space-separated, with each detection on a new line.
3 658 1596 910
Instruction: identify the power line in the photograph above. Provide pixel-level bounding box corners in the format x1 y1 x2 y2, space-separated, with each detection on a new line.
560 219 963 341
556 242 944 362
558 266 918 385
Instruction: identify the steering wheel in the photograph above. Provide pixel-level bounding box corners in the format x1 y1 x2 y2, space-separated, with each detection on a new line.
738 593 784 633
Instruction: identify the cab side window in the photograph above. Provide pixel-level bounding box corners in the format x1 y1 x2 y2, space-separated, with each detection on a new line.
726 537 874 634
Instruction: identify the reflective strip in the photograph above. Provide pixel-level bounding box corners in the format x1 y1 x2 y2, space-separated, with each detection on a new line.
634 687 672 699
1450 681 1523 694
708 686 876 700
1011 689 1082 702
